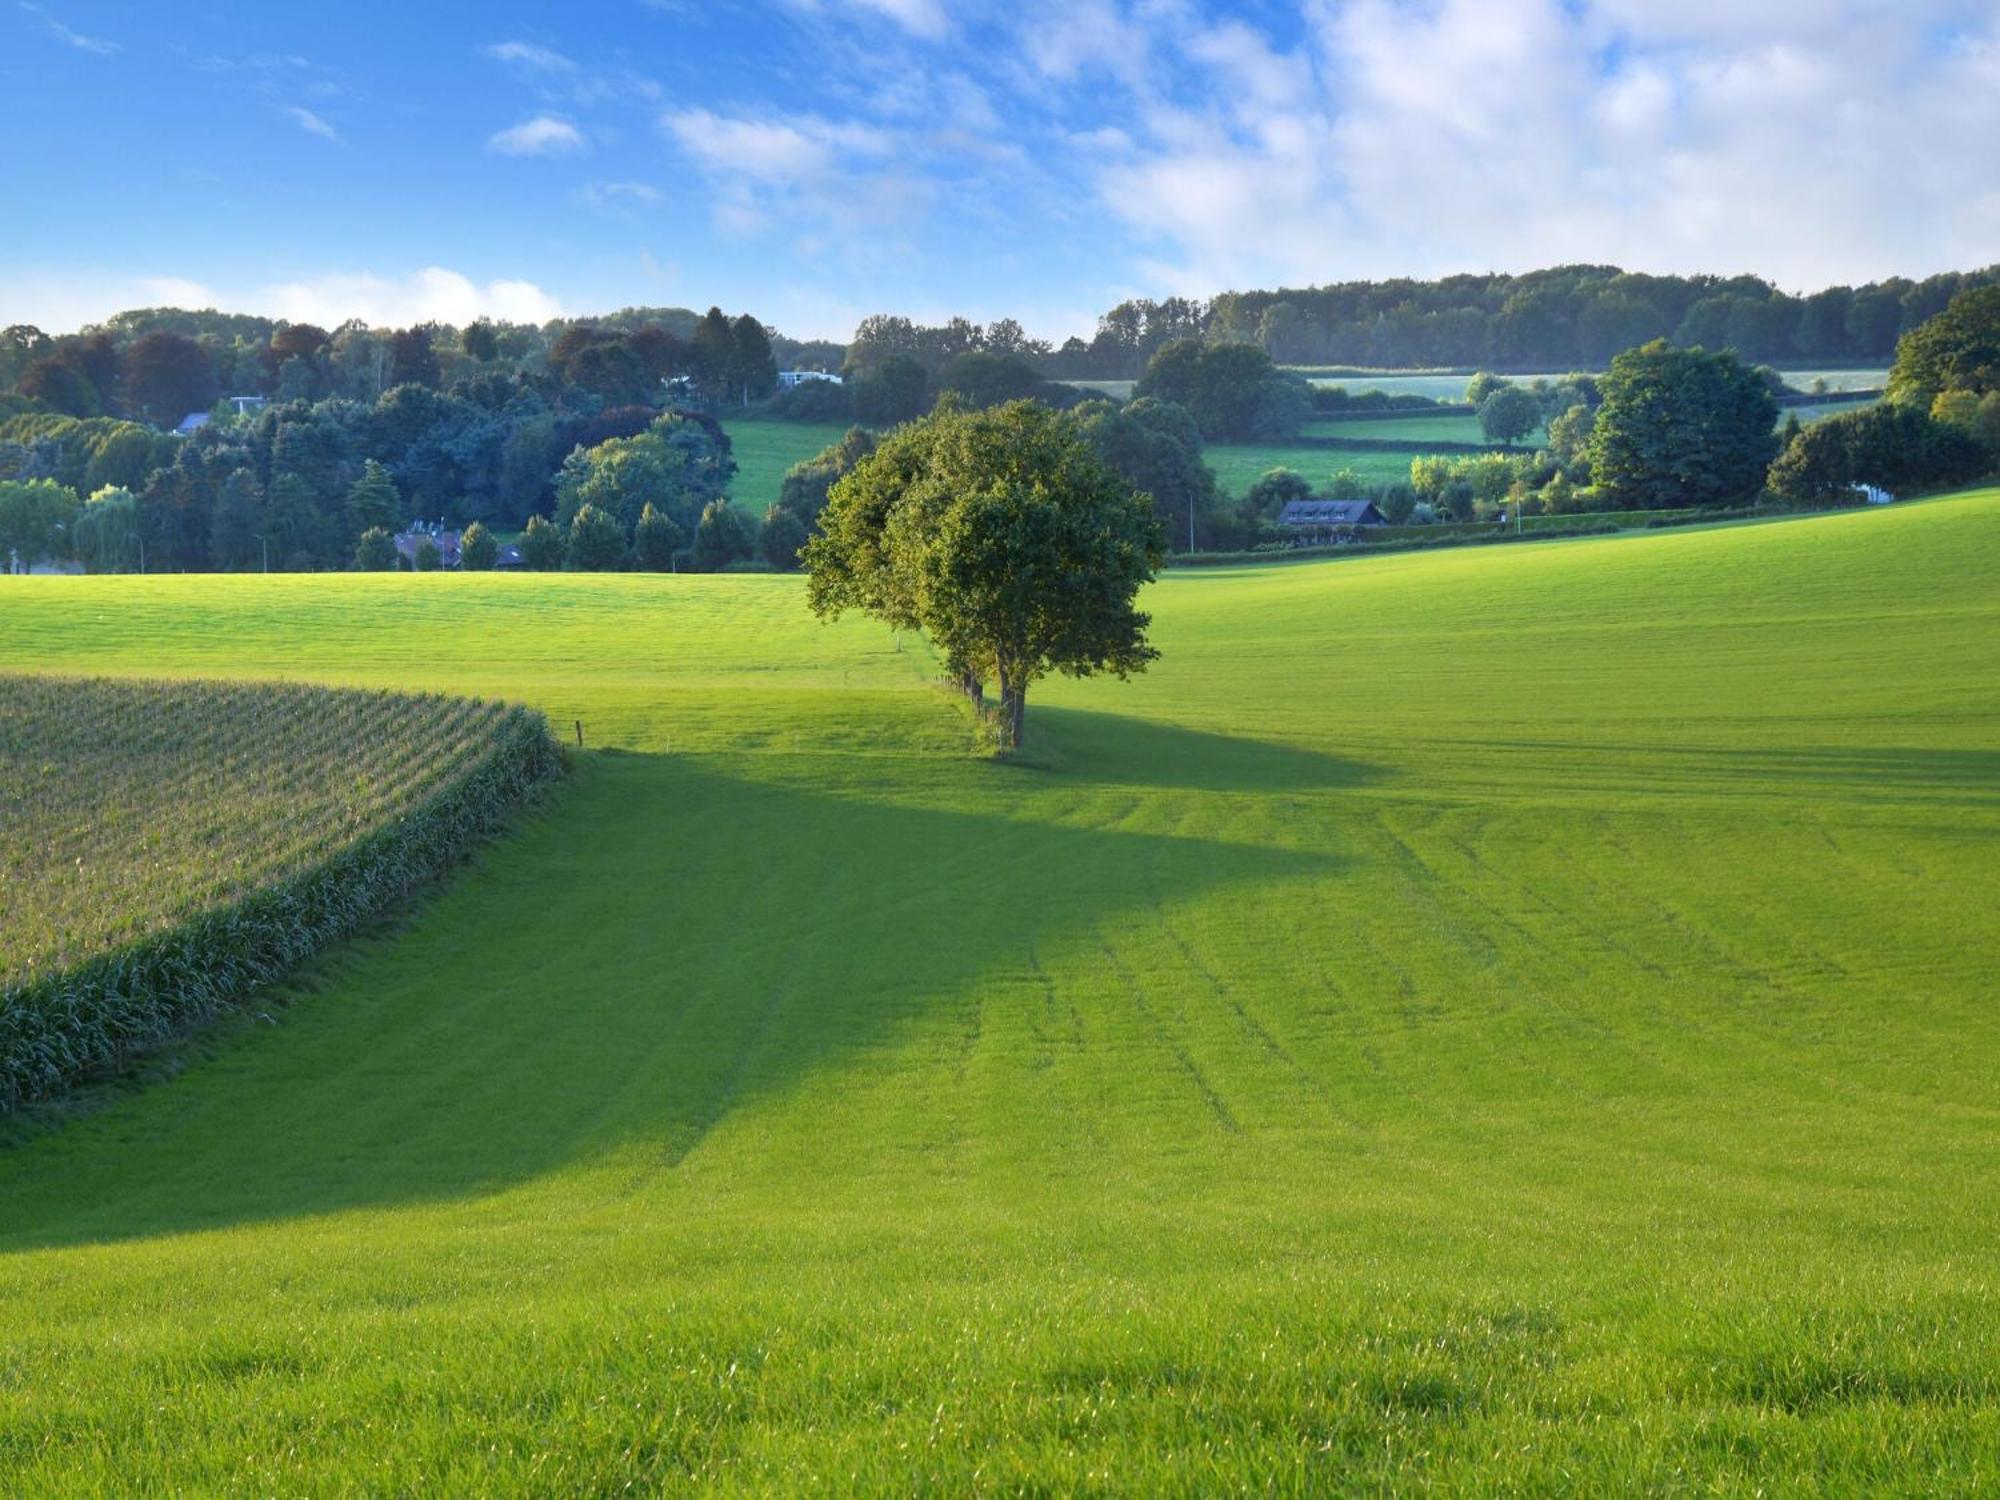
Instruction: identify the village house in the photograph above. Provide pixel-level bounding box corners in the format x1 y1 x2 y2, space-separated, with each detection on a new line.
1275 498 1388 544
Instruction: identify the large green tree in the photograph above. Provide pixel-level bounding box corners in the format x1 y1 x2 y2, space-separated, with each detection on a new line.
804 400 1164 749
1586 341 1778 509
1888 285 2000 406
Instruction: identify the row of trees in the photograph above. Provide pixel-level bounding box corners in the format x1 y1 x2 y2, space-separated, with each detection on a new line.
1060 266 2000 378
1 305 792 426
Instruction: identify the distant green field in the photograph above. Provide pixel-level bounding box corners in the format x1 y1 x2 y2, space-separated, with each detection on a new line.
0 491 1995 1491
724 419 848 515
1303 412 1545 444
1205 441 1427 495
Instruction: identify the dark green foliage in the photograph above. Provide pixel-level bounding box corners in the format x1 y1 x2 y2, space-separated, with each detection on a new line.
1242 467 1312 520
565 504 627 572
519 514 564 571
0 478 80 567
632 502 681 570
387 326 441 389
121 332 218 426
936 351 1044 409
73 487 140 573
554 411 734 536
208 468 265 571
764 378 855 422
18 358 101 418
1587 341 1779 509
0 677 562 1111
354 527 396 571
459 522 498 571
759 504 808 570
412 538 442 572
850 355 933 427
1464 372 1510 407
1768 404 1989 504
691 500 752 572
1888 286 2000 405
345 458 400 535
1072 397 1219 546
777 426 878 529
1477 385 1543 446
1135 341 1309 441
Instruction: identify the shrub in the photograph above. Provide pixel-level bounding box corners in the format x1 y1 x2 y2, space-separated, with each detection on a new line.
459 521 498 571
692 499 753 572
565 503 627 571
354 528 396 576
519 513 564 571
413 538 442 572
760 505 809 571
632 502 681 571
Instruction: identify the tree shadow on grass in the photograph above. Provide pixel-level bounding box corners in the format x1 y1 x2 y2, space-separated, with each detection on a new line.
1020 706 1386 794
0 720 1372 1253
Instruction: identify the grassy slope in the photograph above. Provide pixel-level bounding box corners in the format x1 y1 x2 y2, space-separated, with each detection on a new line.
1 494 1997 1492
724 419 849 516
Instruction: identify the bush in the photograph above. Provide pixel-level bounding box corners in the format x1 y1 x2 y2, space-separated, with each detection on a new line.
354 528 396 576
692 499 753 572
760 505 809 571
1768 403 1990 505
762 378 855 423
459 521 498 570
519 513 564 570
632 502 681 571
412 538 442 572
565 503 627 571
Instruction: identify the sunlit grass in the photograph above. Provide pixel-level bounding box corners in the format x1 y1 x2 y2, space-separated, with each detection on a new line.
0 490 1995 1492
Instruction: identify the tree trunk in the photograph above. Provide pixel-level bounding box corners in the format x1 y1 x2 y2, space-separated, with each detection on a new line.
957 668 984 710
995 664 1026 749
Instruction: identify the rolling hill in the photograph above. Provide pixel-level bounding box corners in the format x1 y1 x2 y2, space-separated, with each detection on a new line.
0 492 1995 1493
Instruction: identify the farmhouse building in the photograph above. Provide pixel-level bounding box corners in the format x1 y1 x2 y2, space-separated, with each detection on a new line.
1276 498 1387 543
394 523 461 568
777 369 843 387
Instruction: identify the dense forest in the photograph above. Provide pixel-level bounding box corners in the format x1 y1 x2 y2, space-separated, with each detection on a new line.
844 265 2000 379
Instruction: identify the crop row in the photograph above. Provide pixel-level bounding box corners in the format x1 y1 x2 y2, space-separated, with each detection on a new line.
0 676 564 1110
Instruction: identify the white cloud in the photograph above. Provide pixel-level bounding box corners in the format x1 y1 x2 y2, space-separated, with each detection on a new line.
1080 0 2000 295
284 105 341 142
4 268 560 333
17 2 116 55
579 180 663 212
784 0 949 39
138 277 218 309
666 109 891 185
487 115 587 156
263 268 563 327
483 40 576 72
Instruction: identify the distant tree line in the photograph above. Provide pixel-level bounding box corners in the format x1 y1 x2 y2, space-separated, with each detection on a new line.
0 305 788 573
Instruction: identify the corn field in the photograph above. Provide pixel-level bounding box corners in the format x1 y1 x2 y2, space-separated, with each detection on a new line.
0 674 563 1110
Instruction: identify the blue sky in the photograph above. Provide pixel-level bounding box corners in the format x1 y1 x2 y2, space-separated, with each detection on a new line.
4 0 1996 343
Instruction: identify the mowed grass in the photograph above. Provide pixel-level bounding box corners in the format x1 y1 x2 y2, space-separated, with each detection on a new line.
1 493 1999 1491
1206 441 1430 495
1302 412 1529 444
723 419 849 515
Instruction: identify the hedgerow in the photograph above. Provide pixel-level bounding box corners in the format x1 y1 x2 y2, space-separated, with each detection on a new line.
0 679 563 1111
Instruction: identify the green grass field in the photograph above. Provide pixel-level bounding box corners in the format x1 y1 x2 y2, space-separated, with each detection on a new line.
1 492 1996 1492
1205 441 1428 495
1302 413 1544 445
723 419 849 515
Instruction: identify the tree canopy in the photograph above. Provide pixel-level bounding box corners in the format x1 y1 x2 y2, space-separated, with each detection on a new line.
1587 341 1779 509
803 400 1164 749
